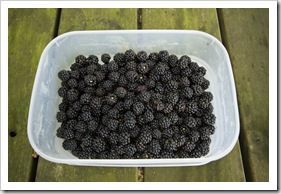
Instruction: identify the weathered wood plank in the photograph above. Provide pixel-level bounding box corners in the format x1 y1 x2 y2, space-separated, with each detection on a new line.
36 8 138 182
218 8 269 182
8 8 58 181
142 8 246 182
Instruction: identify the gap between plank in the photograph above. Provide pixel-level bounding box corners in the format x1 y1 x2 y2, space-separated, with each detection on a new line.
138 167 144 182
137 8 142 30
216 8 250 182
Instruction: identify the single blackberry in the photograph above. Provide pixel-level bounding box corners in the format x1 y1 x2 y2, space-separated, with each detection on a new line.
75 121 88 133
126 70 138 83
190 73 204 85
146 60 155 69
179 77 190 87
89 97 102 110
113 53 126 64
84 75 97 86
74 131 84 141
138 90 151 103
58 101 68 112
201 78 210 90
138 130 152 144
186 101 198 115
188 130 200 143
163 103 173 114
63 128 75 140
97 126 110 138
166 92 179 105
189 62 199 72
159 50 169 63
70 63 80 71
159 117 171 129
206 125 215 135
202 113 216 125
66 108 78 119
81 105 91 113
181 87 193 99
118 132 130 145
87 55 99 65
143 110 154 123
72 101 82 112
136 74 147 84
137 51 148 62
149 71 161 81
84 87 95 94
58 70 70 82
56 111 67 122
124 144 137 157
86 64 98 75
67 89 79 102
92 138 106 153
132 102 145 115
198 141 210 156
81 134 93 147
149 140 161 155
123 118 136 129
128 125 140 138
118 75 128 87
108 71 120 82
80 111 92 122
77 80 87 91
152 129 162 139
190 148 202 158
124 111 136 120
75 55 87 65
123 98 134 110
98 151 109 159
79 67 88 77
205 103 214 113
198 66 207 75
107 61 119 72
126 61 137 71
107 108 120 119
165 80 179 92
182 140 196 152
105 94 118 105
80 93 91 105
146 79 156 89
174 100 186 112
56 127 65 138
95 71 105 82
102 80 114 91
137 62 149 74
101 53 111 64
125 49 136 62
115 87 127 98
161 150 175 158
201 92 213 102
62 139 77 150
106 119 119 131
168 112 179 125
178 57 189 70
162 138 177 151
168 54 178 66
161 71 173 83
148 52 159 62
137 115 146 125
154 82 164 94
108 132 119 145
88 120 98 132
199 126 211 140
154 63 167 75
58 86 68 98
174 135 186 148
186 117 197 128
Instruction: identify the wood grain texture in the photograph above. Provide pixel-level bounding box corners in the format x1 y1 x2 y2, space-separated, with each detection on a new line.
142 8 245 182
218 8 269 182
35 8 138 182
8 8 58 181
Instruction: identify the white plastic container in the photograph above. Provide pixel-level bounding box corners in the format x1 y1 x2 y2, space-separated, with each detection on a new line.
27 30 239 166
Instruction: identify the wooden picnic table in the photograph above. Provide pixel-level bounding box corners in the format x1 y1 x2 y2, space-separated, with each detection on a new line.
8 8 268 182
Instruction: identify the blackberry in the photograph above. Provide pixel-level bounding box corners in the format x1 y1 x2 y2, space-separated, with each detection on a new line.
81 134 93 147
87 55 99 65
75 121 88 133
90 97 102 110
58 86 68 98
179 77 190 87
118 75 128 87
186 101 198 115
75 55 87 65
97 126 110 138
124 144 137 157
108 108 120 119
113 53 126 64
199 126 211 140
56 111 67 122
70 63 80 71
108 71 120 82
125 49 136 61
190 73 204 85
105 94 118 105
84 75 96 86
202 113 216 125
102 80 114 91
74 131 85 141
154 63 166 75
77 80 86 91
165 81 179 92
174 135 186 148
178 57 189 70
149 71 161 81
163 103 173 114
146 79 156 89
152 100 165 111
149 52 159 62
143 110 154 123
126 70 138 83
66 108 78 119
206 125 215 135
62 139 77 150
138 90 151 103
115 87 127 98
161 150 175 158
123 118 136 129
132 102 145 115
154 82 164 94
174 100 186 112
138 130 152 144
198 141 210 156
80 93 91 104
72 101 82 112
205 103 214 113
189 62 199 72
168 54 178 66
123 98 134 110
166 92 179 105
159 117 171 129
98 151 109 159
58 70 70 82
182 140 196 152
149 140 161 155
126 61 137 71
137 62 149 74
63 128 75 140
58 101 68 112
161 71 173 83
81 105 91 113
56 127 65 138
88 120 98 132
67 89 79 102
198 66 207 75
118 132 130 145
159 50 169 63
92 138 106 153
101 53 111 64
186 117 197 128
124 111 136 120
201 78 210 90
80 111 93 122
95 71 106 82
109 132 119 145
136 74 147 84
201 92 213 102
106 119 119 131
86 64 98 75
181 87 193 99
137 51 148 62
190 148 202 158
168 112 179 125
66 79 77 88
188 130 200 142
107 61 119 72
129 125 140 138
152 129 162 139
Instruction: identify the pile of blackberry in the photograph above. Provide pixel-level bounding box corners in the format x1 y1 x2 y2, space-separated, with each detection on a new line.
56 50 216 159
